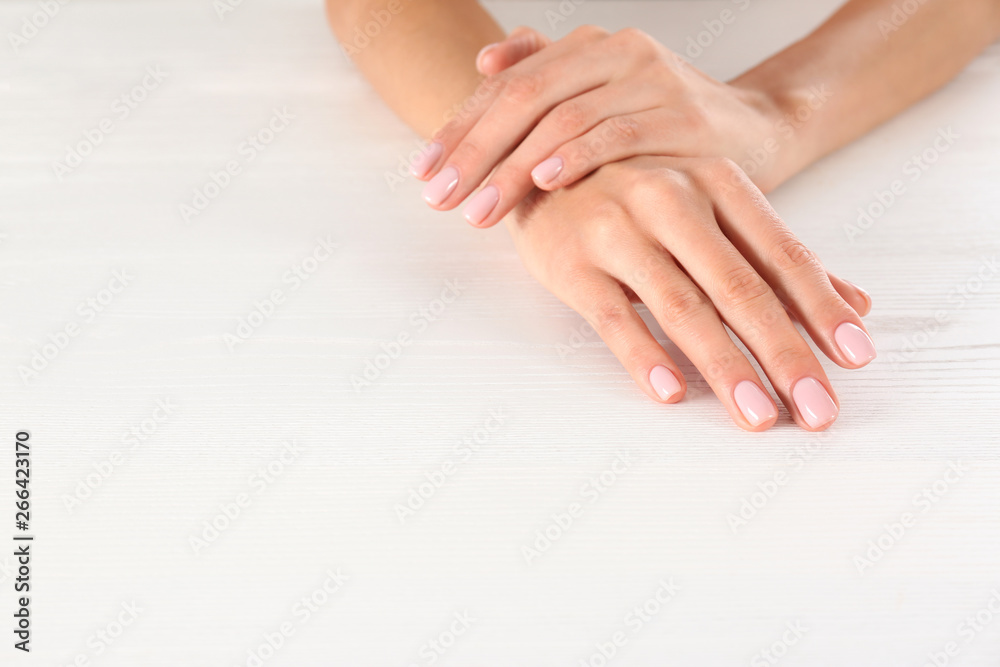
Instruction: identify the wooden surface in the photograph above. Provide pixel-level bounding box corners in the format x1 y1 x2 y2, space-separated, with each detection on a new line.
1 0 999 664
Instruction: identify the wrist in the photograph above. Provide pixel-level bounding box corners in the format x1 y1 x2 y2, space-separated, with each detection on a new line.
728 63 829 192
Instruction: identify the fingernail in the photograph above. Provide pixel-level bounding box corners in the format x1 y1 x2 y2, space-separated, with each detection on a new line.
834 322 877 366
733 381 777 427
422 166 459 206
649 365 682 401
792 377 838 429
531 156 563 186
843 279 872 311
476 43 498 72
463 185 500 226
410 142 443 178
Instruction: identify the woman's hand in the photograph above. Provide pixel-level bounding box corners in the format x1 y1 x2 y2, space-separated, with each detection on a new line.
411 25 793 227
503 154 875 431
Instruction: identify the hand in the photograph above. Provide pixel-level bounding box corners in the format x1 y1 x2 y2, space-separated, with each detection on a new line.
475 25 553 76
411 25 790 227
503 155 875 431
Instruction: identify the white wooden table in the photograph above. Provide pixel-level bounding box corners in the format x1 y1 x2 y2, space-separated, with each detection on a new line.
2 0 999 664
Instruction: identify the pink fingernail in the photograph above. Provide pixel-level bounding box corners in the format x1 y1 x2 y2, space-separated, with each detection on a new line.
531 156 563 186
733 381 777 427
422 166 459 206
463 185 500 226
834 322 877 366
476 43 498 72
792 377 838 429
649 365 682 401
410 142 443 178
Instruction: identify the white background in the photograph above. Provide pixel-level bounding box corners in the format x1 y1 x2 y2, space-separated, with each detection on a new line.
1 0 999 665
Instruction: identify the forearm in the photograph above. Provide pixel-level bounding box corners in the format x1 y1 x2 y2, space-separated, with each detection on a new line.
326 0 504 136
732 0 1000 189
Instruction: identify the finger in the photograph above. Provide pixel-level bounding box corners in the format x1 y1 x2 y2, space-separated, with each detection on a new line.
423 52 613 210
698 159 877 370
557 271 689 405
829 274 872 316
757 274 868 326
464 85 666 227
476 27 552 76
703 252 840 432
529 107 701 191
423 49 623 212
411 25 609 181
606 249 779 432
631 171 839 431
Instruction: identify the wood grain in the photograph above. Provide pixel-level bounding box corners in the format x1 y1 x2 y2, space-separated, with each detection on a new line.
0 0 998 664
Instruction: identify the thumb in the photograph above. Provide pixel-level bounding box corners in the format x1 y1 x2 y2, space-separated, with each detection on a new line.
476 27 552 76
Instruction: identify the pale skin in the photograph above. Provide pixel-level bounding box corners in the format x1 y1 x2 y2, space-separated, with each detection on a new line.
328 0 1000 431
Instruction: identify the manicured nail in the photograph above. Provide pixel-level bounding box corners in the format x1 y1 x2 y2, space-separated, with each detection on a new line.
649 365 682 401
422 166 459 206
410 142 443 178
792 377 838 429
531 156 563 186
476 43 498 73
834 322 877 366
463 185 500 226
844 279 872 311
733 380 777 427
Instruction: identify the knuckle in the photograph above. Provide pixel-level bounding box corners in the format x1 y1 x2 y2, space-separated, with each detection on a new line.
578 129 612 162
702 156 743 181
626 168 690 209
572 24 609 41
755 301 789 330
701 156 755 194
606 27 657 59
767 344 809 372
586 204 628 250
608 115 641 146
681 100 708 131
626 171 662 200
590 301 631 338
772 233 820 273
502 71 546 103
631 254 663 286
657 287 708 328
719 264 770 308
624 176 661 213
551 101 590 135
611 27 652 47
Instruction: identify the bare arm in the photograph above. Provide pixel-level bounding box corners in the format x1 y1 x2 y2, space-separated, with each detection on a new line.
732 0 1000 186
325 0 999 432
326 0 502 136
329 0 1000 186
